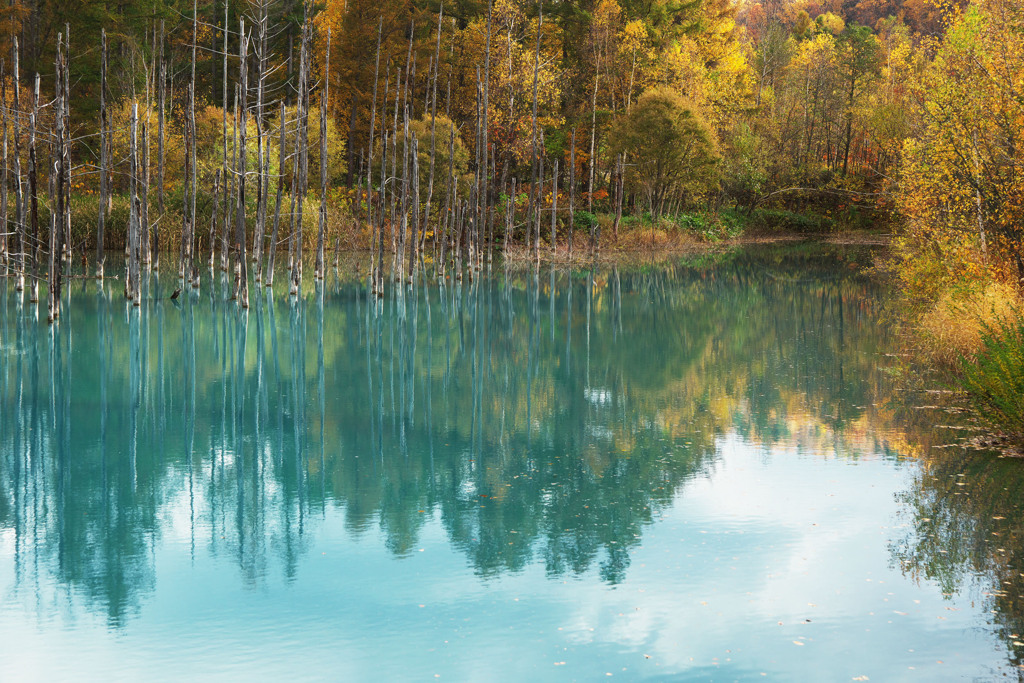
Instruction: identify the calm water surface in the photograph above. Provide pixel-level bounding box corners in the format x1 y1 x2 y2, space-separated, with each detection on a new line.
2 244 1023 681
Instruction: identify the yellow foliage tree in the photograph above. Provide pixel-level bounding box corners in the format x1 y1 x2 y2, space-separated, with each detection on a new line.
895 0 1024 301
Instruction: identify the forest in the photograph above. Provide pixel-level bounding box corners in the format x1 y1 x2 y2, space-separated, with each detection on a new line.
0 0 1020 427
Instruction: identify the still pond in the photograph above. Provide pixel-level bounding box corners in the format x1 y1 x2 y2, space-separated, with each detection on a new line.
1 244 1023 681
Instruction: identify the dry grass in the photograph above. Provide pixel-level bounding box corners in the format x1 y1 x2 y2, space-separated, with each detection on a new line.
918 281 1021 366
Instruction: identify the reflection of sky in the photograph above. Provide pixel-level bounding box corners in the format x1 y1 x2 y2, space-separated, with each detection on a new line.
0 433 1011 681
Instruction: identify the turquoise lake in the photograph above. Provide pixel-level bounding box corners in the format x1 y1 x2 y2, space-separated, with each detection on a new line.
2 244 1024 681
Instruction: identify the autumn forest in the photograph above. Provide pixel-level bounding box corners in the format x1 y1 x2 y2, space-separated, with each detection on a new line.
0 0 1021 423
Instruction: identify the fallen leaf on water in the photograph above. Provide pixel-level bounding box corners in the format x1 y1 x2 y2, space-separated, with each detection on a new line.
793 641 804 646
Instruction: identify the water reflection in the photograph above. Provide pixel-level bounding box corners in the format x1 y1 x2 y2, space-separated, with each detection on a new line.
892 433 1024 670
1 244 897 626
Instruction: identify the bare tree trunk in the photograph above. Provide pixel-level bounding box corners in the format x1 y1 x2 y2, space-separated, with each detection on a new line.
528 0 542 257
47 136 58 318
292 7 310 292
27 73 38 303
503 177 514 257
550 158 558 256
0 61 7 276
287 122 299 295
472 68 481 271
11 38 23 292
157 20 165 222
267 100 286 286
189 0 198 287
587 66 599 213
253 2 269 283
568 127 575 259
440 115 454 275
399 106 410 279
128 102 140 304
534 151 543 257
237 20 249 308
315 29 330 280
180 85 193 281
482 0 492 263
422 8 442 255
228 87 239 280
49 34 66 322
409 135 419 279
613 153 623 240
141 119 150 266
210 169 221 268
367 18 382 286
222 0 230 271
61 26 71 269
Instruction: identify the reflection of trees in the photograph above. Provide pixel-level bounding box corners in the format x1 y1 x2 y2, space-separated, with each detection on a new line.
0 243 893 624
892 436 1024 670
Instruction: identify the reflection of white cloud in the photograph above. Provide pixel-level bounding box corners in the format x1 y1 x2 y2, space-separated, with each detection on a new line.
0 432 1013 681
540 431 1013 679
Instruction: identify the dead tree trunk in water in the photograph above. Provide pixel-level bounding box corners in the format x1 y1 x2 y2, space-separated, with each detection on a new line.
315 29 330 280
366 18 382 288
97 30 108 278
28 73 38 303
156 20 165 270
189 0 199 287
613 153 623 240
253 2 269 284
568 127 575 259
587 59 599 214
210 169 221 267
11 39 23 292
527 1 542 258
534 151 543 257
482 0 492 263
503 176 514 257
140 119 150 267
179 84 193 282
267 100 286 286
128 102 140 304
49 35 67 322
222 0 231 271
47 136 57 318
236 21 250 308
409 135 419 279
422 8 442 257
60 26 72 269
0 61 7 276
550 158 558 257
291 7 311 294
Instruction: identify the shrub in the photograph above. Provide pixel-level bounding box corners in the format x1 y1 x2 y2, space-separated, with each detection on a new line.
574 210 598 231
751 208 834 233
957 311 1024 437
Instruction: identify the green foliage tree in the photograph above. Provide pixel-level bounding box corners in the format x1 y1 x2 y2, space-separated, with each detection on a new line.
609 87 719 216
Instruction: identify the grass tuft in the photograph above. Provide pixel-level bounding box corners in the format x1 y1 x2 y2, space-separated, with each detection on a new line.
956 310 1024 437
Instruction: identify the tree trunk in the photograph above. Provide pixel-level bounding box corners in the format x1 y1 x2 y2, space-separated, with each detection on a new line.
315 29 330 280
237 21 249 308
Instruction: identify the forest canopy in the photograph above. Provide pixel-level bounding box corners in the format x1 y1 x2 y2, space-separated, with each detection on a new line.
0 0 1020 302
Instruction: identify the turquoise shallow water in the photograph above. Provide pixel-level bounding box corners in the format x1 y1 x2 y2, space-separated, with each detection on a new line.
1 244 1023 681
